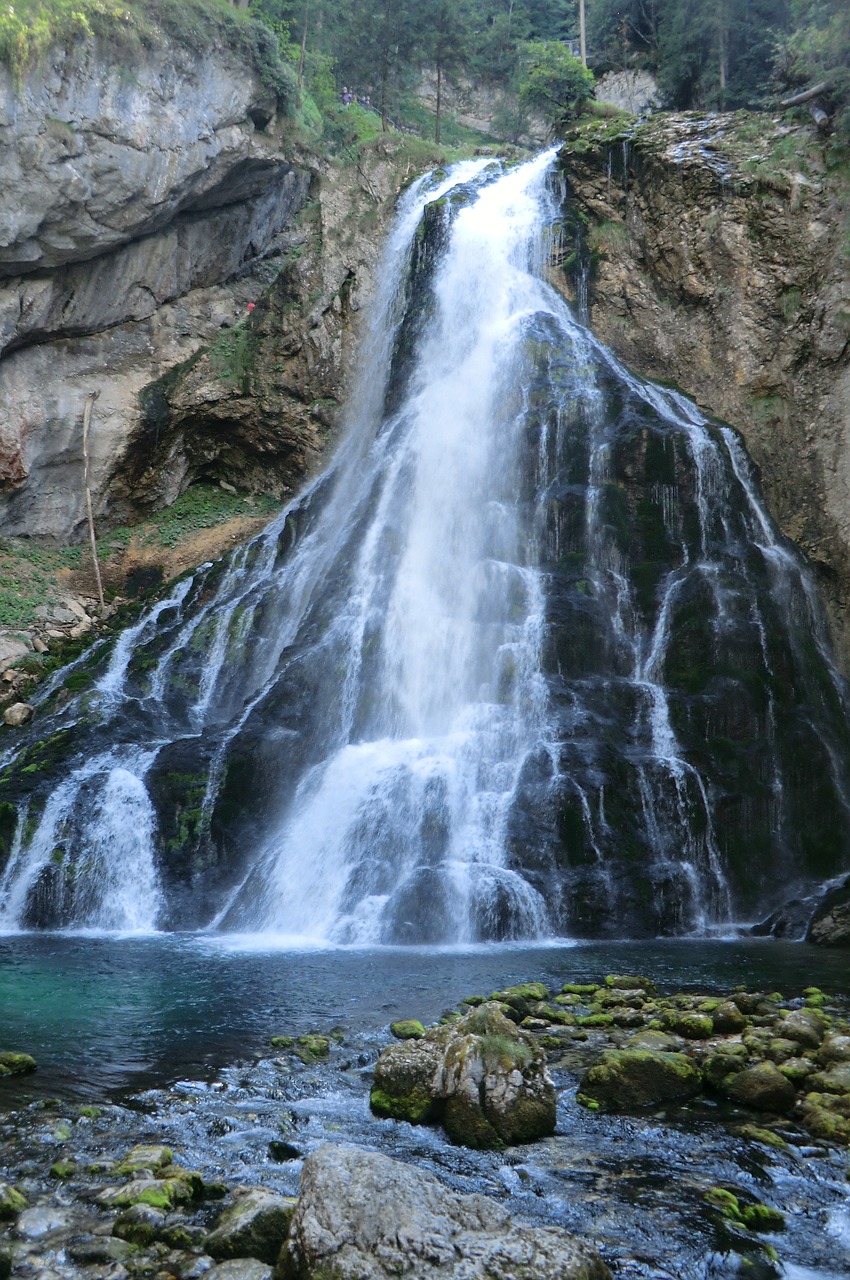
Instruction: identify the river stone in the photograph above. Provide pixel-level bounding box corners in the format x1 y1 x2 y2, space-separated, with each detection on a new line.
2 703 33 727
809 1063 850 1095
577 1050 702 1110
818 1034 850 1064
372 1003 556 1148
209 1262 272 1280
712 1001 748 1033
276 1144 610 1280
0 1051 36 1075
0 1181 26 1220
206 1187 297 1265
726 1061 796 1113
798 1091 850 1144
14 1205 72 1238
780 1009 827 1049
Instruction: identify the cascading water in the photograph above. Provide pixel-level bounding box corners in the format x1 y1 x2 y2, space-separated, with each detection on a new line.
1 149 849 941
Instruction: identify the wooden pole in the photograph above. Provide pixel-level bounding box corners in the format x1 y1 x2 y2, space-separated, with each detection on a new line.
82 390 105 613
579 0 587 67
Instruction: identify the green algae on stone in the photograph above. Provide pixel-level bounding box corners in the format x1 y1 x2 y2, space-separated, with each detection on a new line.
0 1182 26 1220
49 1159 77 1179
726 1061 796 1114
799 1090 850 1144
390 1020 426 1040
604 973 656 993
577 1049 702 1110
741 1203 786 1232
732 1123 789 1150
0 1051 36 1076
295 1034 330 1063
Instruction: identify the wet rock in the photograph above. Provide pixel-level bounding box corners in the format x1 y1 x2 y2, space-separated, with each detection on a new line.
1 703 33 727
577 1050 702 1110
206 1187 297 1265
819 1034 850 1064
209 1262 272 1280
116 1144 173 1175
112 1202 168 1245
0 1181 26 1219
778 1056 816 1084
67 1236 132 1265
703 1046 748 1090
663 1012 714 1039
726 1062 796 1113
603 974 656 994
389 1020 425 1040
798 1091 850 1143
623 1029 682 1053
277 1144 610 1280
372 1003 556 1149
711 1001 748 1034
780 1008 827 1049
268 1141 302 1163
294 1036 329 1064
14 1204 72 1238
808 880 850 947
809 1063 850 1094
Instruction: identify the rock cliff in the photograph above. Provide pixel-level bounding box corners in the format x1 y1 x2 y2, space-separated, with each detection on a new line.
557 111 850 665
0 34 409 543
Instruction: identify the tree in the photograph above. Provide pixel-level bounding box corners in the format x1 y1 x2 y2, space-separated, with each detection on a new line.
518 39 594 129
421 0 473 142
334 0 421 131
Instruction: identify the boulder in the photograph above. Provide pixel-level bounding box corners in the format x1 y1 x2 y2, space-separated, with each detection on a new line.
0 1182 26 1220
276 1144 610 1280
577 1050 702 1110
371 1003 556 1148
206 1187 297 1265
798 1091 850 1144
725 1062 796 1113
2 703 33 727
0 1051 36 1075
780 1009 826 1050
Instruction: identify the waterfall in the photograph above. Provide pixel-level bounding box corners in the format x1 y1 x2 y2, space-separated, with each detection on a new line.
1 149 849 942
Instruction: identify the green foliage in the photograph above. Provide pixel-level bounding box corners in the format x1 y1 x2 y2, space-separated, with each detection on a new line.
145 485 279 548
518 39 595 128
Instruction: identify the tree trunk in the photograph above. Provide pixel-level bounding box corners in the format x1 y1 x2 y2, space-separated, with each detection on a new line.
82 391 105 613
297 0 309 107
435 60 442 145
579 0 587 67
381 62 389 132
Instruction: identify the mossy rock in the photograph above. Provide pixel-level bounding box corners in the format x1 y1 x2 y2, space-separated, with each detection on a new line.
370 1037 444 1124
577 1013 614 1028
809 1063 850 1095
577 1049 702 1110
604 973 656 994
0 1052 36 1076
390 1020 426 1041
206 1187 297 1265
116 1144 172 1176
703 1048 748 1091
780 1009 826 1050
799 1090 850 1143
778 1056 815 1083
443 1093 502 1149
665 1013 714 1040
49 1159 76 1180
624 1029 682 1053
740 1203 786 1232
704 1187 743 1222
295 1035 330 1063
270 1036 294 1050
732 1123 788 1150
461 995 487 1007
0 1182 26 1220
725 1061 796 1114
561 983 600 996
492 982 549 1003
712 1001 748 1034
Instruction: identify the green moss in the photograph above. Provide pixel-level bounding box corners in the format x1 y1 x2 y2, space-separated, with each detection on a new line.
740 1203 786 1232
704 1187 743 1222
577 1013 614 1028
295 1034 330 1062
49 1159 76 1179
369 1085 436 1125
0 1052 36 1076
390 1020 425 1040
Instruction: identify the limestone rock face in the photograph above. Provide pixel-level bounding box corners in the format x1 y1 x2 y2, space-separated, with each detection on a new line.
277 1144 610 1280
371 1002 556 1148
0 40 311 540
558 112 850 666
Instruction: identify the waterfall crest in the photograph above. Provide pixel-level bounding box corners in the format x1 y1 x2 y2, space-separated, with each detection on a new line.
1 150 849 941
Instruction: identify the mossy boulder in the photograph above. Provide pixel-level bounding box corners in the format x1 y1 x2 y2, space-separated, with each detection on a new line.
0 1182 26 1220
372 1003 555 1149
561 983 600 996
624 1029 682 1053
664 1012 714 1039
604 974 656 994
819 1034 850 1064
371 1036 444 1125
115 1144 173 1176
798 1090 850 1144
778 1056 816 1083
712 1001 748 1034
0 1052 36 1076
577 1050 702 1110
779 1009 826 1050
703 1047 748 1091
809 1063 850 1095
206 1187 297 1265
725 1061 796 1113
295 1035 329 1063
390 1020 426 1041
